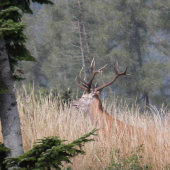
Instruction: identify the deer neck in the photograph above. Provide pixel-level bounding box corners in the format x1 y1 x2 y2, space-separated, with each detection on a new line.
88 95 103 122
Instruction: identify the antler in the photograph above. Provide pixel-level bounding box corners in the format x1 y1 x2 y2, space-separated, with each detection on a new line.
96 63 130 91
75 58 107 93
76 59 129 93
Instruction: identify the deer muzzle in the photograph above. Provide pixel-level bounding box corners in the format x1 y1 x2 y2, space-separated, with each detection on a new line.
71 100 79 109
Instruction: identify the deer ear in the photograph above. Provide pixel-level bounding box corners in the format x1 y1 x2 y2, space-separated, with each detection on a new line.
95 91 101 97
92 89 101 97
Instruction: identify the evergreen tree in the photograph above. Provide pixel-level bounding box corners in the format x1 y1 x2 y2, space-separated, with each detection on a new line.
100 0 170 109
4 129 98 170
148 0 170 106
0 0 53 162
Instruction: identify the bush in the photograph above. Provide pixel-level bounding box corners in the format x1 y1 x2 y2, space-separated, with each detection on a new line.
2 129 98 170
0 143 10 170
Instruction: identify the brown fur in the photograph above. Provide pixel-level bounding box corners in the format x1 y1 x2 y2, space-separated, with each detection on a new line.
72 92 134 137
89 94 134 136
72 92 166 141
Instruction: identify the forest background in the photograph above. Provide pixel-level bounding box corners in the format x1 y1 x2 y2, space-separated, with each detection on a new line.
16 0 170 110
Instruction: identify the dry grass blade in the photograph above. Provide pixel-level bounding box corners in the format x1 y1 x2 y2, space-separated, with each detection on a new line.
0 87 170 169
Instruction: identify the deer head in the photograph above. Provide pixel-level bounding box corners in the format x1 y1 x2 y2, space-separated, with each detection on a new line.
72 59 129 116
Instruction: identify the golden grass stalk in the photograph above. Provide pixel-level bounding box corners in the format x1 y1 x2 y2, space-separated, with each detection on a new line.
1 86 170 169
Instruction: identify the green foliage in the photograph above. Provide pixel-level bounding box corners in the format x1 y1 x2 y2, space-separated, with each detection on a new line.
106 145 152 170
1 0 53 14
17 0 170 109
3 129 98 170
0 60 9 94
0 4 31 73
61 88 72 104
152 0 170 31
0 0 53 75
0 80 9 94
33 86 72 104
0 143 10 170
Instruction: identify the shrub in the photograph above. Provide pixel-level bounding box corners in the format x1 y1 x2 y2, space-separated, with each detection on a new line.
0 143 10 170
2 129 98 170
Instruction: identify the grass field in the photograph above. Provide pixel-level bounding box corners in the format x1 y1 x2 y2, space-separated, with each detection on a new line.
1 87 170 169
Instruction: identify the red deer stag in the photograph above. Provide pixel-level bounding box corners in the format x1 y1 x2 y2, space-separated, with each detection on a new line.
72 59 134 136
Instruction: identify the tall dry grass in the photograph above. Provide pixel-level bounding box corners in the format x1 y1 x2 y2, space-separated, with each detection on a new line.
1 86 170 169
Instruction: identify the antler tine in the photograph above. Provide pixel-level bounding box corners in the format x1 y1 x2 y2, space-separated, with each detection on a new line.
79 67 88 85
96 64 130 91
78 66 97 89
90 58 95 70
98 64 108 72
116 60 119 70
75 77 88 91
82 82 89 88
79 58 97 86
100 71 105 85
87 63 107 91
75 58 108 93
114 65 130 76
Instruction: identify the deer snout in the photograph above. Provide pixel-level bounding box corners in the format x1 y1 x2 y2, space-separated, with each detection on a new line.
71 100 79 109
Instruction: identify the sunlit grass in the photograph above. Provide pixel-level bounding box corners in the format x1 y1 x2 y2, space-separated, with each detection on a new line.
1 86 170 169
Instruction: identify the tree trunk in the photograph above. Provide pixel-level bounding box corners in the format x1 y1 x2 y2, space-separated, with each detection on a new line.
131 8 150 107
0 38 24 157
143 91 149 110
77 19 86 79
78 0 91 62
131 8 143 68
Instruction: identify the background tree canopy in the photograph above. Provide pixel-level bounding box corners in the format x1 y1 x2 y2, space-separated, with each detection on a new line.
16 0 170 109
